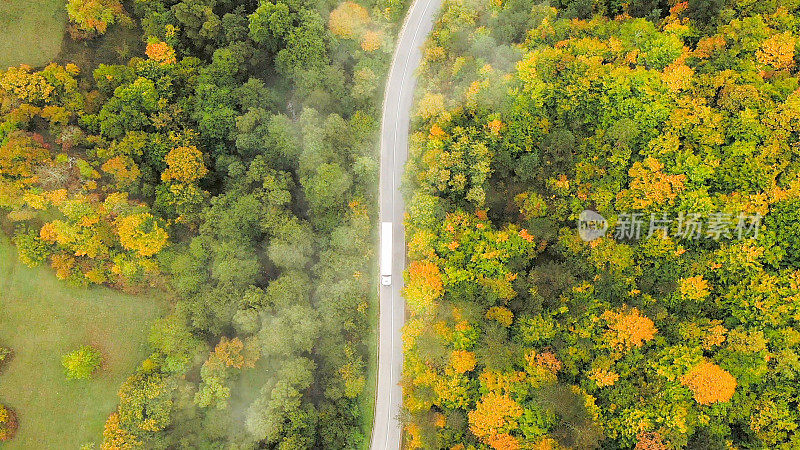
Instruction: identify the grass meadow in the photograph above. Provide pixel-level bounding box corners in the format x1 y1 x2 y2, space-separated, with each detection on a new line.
0 238 165 448
0 0 66 68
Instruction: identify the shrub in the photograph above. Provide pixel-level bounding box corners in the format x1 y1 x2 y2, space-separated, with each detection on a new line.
0 404 18 441
62 346 103 380
0 347 11 368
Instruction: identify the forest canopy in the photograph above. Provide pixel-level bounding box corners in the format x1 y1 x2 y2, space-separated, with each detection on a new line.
402 0 800 448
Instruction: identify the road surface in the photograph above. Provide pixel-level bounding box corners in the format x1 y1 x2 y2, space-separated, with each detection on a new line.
371 0 441 448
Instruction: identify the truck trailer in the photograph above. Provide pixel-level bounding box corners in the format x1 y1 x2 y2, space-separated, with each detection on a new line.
380 222 392 286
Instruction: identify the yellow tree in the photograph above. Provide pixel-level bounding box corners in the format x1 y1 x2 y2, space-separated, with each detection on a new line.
757 32 796 71
0 132 51 183
161 146 207 184
405 423 424 449
48 253 77 280
115 213 168 257
0 404 18 442
661 63 693 92
486 433 520 449
589 368 620 388
213 336 259 370
0 66 54 103
679 275 711 301
329 1 370 39
451 350 477 373
101 155 141 189
529 351 562 374
486 306 513 327
159 145 208 220
101 412 141 449
616 157 686 210
361 30 383 52
634 431 668 450
404 260 444 314
468 392 523 444
415 93 446 120
66 0 131 36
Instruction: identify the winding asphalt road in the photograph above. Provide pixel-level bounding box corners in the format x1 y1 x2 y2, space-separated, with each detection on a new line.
371 0 441 448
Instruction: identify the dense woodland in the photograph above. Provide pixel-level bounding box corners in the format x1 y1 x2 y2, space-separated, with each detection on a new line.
0 0 409 447
403 0 800 448
5 0 800 447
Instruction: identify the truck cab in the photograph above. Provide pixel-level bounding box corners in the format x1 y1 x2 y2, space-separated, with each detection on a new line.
381 274 392 286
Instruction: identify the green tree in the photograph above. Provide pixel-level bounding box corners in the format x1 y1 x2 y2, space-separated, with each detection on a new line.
275 9 328 82
117 370 174 432
98 78 160 139
249 0 293 51
62 346 103 380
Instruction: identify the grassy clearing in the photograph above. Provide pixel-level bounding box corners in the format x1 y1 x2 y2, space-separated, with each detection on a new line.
0 0 66 69
56 20 144 80
0 237 166 449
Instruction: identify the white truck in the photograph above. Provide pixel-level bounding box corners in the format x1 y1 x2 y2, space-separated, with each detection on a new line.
380 222 392 286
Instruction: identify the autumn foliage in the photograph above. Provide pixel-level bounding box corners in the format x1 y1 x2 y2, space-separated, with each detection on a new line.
0 65 55 102
0 0 405 444
450 349 477 373
486 433 521 450
66 0 130 36
0 63 171 287
757 33 796 70
616 157 686 210
415 92 446 120
101 412 141 449
486 306 514 327
145 41 177 65
601 307 658 350
101 155 141 187
531 351 562 374
161 146 207 184
468 393 523 446
0 132 51 182
0 404 18 442
329 2 370 38
402 0 800 447
115 213 169 258
211 336 259 370
404 260 444 313
589 368 620 388
360 30 383 52
679 275 711 301
681 361 737 405
635 431 668 450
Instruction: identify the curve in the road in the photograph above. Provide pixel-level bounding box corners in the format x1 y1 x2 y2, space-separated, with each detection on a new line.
371 0 442 448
